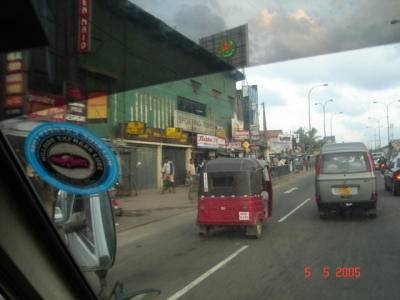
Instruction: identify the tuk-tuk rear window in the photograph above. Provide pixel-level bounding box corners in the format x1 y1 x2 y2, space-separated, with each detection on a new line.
200 171 261 197
321 152 371 174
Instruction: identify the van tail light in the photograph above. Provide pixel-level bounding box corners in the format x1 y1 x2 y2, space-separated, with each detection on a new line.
371 192 378 201
315 195 321 203
315 155 322 175
366 153 374 172
394 171 400 181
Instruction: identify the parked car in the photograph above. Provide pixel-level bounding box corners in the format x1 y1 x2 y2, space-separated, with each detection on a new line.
49 153 90 169
383 154 400 196
315 142 377 218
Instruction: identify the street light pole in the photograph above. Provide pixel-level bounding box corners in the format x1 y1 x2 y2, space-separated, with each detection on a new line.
373 100 400 146
315 99 334 140
307 84 328 134
368 117 381 148
330 112 343 139
366 126 377 149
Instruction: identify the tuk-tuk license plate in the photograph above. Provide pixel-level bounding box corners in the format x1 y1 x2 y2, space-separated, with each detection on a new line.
332 187 358 196
239 212 250 221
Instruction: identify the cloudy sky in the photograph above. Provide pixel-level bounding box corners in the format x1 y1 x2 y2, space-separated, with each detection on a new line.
131 0 400 147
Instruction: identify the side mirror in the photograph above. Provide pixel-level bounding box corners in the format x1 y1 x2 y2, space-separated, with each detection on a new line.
55 191 116 271
63 212 87 234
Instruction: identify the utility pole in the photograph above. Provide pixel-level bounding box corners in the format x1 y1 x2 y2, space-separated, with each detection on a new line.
262 102 268 160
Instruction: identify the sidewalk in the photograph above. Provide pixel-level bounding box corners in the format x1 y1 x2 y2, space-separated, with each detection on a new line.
115 169 313 233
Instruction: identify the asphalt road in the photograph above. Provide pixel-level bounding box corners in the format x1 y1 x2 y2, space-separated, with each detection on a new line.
110 171 400 300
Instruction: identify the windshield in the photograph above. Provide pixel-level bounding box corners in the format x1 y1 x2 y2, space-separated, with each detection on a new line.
2 0 400 299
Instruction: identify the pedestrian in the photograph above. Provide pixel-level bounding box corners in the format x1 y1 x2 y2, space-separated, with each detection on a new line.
161 157 174 194
168 158 176 193
187 158 196 177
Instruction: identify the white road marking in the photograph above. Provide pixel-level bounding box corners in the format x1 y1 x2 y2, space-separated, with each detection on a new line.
166 245 249 300
284 187 299 194
278 198 311 222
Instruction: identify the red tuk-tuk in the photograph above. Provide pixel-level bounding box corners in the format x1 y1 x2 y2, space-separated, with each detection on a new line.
197 158 273 238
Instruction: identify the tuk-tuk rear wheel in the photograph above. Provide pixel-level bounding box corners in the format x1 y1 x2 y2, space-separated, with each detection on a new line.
198 225 210 237
246 222 263 239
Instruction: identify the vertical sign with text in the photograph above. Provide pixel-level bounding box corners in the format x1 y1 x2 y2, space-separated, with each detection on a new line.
78 0 91 53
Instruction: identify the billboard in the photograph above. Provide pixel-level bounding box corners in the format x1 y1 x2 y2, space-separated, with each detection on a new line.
199 24 249 68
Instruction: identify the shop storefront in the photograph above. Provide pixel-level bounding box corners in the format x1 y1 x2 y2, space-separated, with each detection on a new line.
117 122 192 191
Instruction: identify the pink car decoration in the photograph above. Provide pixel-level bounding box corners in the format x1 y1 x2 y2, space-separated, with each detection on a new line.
49 153 89 169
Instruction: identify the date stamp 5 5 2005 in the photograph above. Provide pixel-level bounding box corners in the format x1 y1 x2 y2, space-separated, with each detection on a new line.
304 266 361 279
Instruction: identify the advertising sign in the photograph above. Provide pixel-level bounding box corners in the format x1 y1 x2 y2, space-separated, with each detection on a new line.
174 110 215 135
126 121 145 135
215 127 226 138
197 134 226 149
5 95 24 108
165 127 182 139
4 52 25 117
227 141 242 150
78 0 91 53
87 91 107 120
250 124 260 141
66 102 86 122
233 130 250 141
199 24 249 68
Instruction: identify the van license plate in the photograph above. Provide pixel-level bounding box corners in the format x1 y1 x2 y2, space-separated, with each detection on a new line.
332 187 358 196
239 212 250 221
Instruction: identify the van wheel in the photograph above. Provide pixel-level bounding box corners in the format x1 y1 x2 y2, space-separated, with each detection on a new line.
246 222 263 239
198 225 210 237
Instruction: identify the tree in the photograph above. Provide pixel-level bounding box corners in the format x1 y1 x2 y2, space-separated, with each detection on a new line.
295 127 321 153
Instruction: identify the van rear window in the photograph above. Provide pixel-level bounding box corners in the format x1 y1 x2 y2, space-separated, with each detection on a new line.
321 152 370 174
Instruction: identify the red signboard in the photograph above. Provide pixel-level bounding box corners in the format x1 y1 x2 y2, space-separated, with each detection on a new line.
5 95 24 108
27 91 66 121
78 0 91 53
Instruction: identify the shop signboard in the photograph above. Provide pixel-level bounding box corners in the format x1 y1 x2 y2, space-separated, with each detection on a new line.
216 127 226 138
197 134 226 149
78 0 92 53
250 124 260 141
66 102 86 122
228 141 242 150
4 52 25 117
27 91 66 121
233 129 250 141
87 91 107 120
165 127 183 139
174 110 215 135
126 121 145 135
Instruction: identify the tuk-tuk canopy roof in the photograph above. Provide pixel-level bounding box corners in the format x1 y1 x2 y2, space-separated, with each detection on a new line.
204 158 263 173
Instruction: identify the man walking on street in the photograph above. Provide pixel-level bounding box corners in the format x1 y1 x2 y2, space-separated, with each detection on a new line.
161 157 175 194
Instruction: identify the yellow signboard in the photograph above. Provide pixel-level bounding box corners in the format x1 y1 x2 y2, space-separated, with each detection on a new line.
242 141 250 150
179 133 188 143
126 121 145 135
87 92 108 119
165 127 182 139
216 127 226 138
